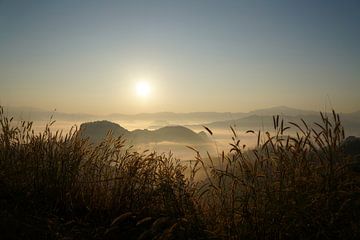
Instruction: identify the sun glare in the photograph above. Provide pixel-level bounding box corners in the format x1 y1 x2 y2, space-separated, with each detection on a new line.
135 81 151 98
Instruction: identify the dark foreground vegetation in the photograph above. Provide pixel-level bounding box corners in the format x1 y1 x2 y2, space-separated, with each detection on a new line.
0 107 359 239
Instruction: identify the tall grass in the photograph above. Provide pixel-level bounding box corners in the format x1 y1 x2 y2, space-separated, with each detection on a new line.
0 107 201 239
193 111 359 239
0 106 359 239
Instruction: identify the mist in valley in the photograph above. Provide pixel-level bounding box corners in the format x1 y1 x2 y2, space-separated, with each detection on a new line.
6 105 360 163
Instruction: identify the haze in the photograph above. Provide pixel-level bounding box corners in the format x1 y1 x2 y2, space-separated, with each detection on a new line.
1 0 360 114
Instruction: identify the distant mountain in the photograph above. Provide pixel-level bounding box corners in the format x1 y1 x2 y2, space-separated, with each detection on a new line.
202 114 321 129
2 106 98 121
198 113 360 136
107 111 247 123
79 120 209 144
3 105 359 136
107 106 319 122
248 106 318 116
2 106 245 123
3 105 344 122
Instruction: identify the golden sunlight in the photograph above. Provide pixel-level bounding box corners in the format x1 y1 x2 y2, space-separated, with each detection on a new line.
135 81 151 98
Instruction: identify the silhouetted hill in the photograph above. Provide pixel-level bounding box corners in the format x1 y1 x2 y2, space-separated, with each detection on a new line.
152 126 205 143
79 121 208 144
79 120 129 142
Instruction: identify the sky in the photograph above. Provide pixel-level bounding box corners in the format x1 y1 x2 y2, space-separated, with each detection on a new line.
0 0 359 114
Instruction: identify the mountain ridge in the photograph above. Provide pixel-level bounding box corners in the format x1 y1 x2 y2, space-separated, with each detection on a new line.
79 120 209 144
4 105 358 122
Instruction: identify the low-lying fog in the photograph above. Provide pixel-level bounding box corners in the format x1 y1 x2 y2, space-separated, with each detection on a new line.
29 120 272 160
6 106 360 163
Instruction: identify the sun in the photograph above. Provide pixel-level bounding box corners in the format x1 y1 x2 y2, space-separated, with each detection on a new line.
135 81 151 98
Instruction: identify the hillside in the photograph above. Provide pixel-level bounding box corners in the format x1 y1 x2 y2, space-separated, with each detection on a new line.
79 120 209 144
